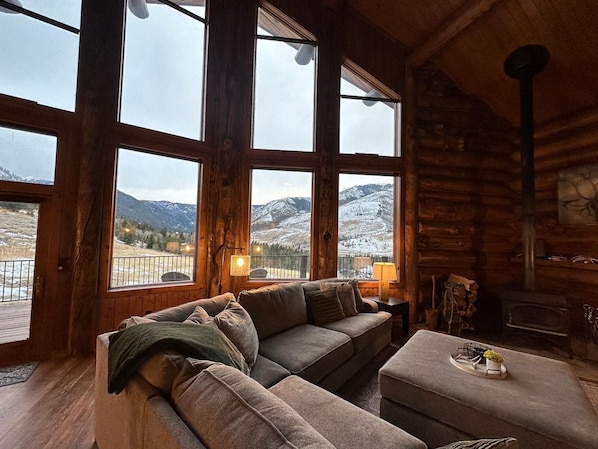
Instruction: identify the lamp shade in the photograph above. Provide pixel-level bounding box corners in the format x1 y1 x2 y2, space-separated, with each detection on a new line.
373 262 397 300
372 262 397 281
230 255 251 276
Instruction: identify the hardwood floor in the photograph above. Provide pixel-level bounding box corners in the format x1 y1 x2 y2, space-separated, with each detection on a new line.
0 356 97 449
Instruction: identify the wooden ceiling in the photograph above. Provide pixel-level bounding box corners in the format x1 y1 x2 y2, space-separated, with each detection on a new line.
347 0 598 128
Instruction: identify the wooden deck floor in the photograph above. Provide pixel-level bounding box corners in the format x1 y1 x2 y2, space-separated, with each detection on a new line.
0 301 31 344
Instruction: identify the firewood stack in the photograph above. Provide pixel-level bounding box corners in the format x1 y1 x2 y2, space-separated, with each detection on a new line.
440 273 478 335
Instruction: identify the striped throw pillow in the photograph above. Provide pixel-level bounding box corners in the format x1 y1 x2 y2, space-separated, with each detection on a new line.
306 289 345 325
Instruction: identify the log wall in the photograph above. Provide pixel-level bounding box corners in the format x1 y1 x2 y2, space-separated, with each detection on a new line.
509 107 598 333
413 63 519 330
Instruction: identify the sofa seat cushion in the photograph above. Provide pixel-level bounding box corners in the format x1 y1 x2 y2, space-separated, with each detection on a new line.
250 354 291 388
320 312 392 353
172 362 335 449
269 375 426 449
239 282 307 339
259 323 353 383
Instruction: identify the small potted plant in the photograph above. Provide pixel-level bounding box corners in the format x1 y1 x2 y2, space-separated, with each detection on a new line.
483 349 504 372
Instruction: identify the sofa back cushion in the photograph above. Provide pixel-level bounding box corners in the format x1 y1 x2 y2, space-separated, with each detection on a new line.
238 282 307 340
172 362 335 449
142 292 236 323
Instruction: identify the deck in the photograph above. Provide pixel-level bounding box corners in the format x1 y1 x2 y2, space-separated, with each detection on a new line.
0 301 31 344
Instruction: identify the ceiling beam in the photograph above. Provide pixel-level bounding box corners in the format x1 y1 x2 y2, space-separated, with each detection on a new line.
407 0 502 67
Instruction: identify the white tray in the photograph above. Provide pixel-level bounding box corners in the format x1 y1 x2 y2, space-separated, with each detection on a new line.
450 352 507 379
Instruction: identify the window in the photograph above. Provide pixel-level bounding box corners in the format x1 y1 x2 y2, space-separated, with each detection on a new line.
111 148 200 288
120 0 207 139
0 0 81 111
253 8 316 151
337 174 397 279
0 126 56 185
340 65 400 156
250 169 312 279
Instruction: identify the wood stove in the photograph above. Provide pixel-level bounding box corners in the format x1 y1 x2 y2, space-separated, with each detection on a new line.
501 45 572 356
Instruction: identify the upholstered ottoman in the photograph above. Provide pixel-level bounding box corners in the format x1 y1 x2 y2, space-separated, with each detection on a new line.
379 330 598 449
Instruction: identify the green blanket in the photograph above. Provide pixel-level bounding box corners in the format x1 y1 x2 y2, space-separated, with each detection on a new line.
108 321 249 394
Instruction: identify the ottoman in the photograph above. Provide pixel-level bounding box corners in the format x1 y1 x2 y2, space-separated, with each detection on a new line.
379 330 598 449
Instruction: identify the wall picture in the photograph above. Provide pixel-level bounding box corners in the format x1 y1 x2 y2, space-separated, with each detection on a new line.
558 164 598 225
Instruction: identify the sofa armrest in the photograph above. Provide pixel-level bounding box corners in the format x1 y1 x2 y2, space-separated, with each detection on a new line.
362 298 379 313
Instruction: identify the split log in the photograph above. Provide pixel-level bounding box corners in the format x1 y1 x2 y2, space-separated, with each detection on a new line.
419 176 511 197
419 221 477 237
535 106 598 141
418 250 477 267
419 165 510 184
418 190 513 207
418 148 511 171
419 198 477 221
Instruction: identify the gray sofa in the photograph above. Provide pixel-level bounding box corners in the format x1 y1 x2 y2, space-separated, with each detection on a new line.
95 280 429 449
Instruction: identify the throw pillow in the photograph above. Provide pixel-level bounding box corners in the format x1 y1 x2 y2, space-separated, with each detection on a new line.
349 279 365 313
435 437 519 449
183 305 210 325
213 301 259 368
305 289 345 325
125 316 156 327
336 282 358 316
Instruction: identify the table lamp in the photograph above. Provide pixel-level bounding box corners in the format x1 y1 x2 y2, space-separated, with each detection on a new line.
373 262 397 300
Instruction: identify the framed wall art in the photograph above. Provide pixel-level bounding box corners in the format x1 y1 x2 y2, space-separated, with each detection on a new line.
558 163 598 225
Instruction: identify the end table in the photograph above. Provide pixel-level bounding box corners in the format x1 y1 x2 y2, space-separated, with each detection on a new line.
365 296 409 336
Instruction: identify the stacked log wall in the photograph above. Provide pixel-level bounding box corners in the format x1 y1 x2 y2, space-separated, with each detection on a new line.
414 64 519 329
509 107 598 333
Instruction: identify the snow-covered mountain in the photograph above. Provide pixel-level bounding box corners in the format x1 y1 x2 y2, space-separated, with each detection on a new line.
0 166 52 185
251 184 393 256
116 190 197 233
2 163 393 254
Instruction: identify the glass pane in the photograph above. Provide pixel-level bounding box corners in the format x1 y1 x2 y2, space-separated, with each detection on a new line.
250 169 312 279
120 2 206 139
111 148 199 288
337 174 395 278
0 126 56 185
253 33 315 150
13 0 81 28
0 2 80 111
340 82 396 156
0 201 38 343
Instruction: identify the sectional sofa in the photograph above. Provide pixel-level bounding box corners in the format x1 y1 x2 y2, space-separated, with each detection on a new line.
95 280 518 449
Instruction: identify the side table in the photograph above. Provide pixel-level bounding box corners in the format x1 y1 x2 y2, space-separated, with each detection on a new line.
365 296 409 336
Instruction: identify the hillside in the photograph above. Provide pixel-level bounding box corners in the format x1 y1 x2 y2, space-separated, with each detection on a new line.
2 165 393 257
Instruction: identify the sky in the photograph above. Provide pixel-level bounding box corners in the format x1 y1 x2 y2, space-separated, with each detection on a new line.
1 1 397 205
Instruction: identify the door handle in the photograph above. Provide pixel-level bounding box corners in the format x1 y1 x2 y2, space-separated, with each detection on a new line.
34 276 44 300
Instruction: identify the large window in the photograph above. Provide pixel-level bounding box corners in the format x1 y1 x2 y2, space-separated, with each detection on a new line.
111 148 200 288
336 65 401 278
0 0 81 111
337 174 397 279
253 7 316 151
340 65 400 156
250 169 313 279
120 0 207 139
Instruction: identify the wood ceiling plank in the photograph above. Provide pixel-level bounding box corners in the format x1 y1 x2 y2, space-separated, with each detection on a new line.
407 0 503 66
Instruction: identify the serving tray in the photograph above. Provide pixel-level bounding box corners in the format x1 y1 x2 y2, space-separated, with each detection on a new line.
450 352 508 379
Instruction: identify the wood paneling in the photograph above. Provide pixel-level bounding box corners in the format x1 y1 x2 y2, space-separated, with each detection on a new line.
349 0 598 127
